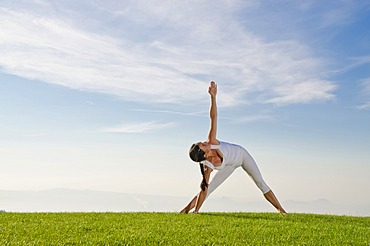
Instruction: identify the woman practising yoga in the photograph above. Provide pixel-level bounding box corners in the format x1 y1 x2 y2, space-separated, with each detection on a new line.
180 81 287 214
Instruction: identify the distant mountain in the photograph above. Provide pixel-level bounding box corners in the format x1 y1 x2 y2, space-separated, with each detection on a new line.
0 188 369 216
0 188 268 212
0 188 186 212
284 199 333 214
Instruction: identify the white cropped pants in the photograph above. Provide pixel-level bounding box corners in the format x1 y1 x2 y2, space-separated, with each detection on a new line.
206 149 271 199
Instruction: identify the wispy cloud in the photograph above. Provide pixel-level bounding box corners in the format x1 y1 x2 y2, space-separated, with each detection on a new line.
234 114 275 123
0 1 336 107
129 108 207 117
363 78 370 93
101 121 175 133
319 4 356 28
357 78 370 110
350 56 370 68
265 79 335 105
294 0 369 29
357 102 370 110
331 56 370 74
342 57 370 110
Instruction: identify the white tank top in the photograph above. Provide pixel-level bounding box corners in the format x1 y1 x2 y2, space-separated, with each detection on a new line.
202 141 245 170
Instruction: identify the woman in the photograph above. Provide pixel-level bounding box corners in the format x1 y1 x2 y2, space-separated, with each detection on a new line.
180 81 287 214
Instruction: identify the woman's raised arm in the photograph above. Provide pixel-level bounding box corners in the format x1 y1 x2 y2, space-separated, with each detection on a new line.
207 81 218 144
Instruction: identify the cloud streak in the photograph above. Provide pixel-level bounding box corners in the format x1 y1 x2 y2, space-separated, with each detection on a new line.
357 78 370 110
101 121 175 133
0 1 336 107
129 108 207 117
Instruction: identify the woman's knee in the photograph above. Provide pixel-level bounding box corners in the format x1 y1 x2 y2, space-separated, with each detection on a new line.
255 179 270 194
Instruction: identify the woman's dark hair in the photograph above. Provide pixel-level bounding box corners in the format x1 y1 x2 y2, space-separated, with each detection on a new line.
189 143 208 191
189 144 206 162
199 163 208 191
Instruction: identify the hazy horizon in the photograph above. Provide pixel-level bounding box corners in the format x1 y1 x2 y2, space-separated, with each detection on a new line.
1 187 369 217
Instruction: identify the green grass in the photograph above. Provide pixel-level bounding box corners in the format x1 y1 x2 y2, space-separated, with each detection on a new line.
0 212 369 245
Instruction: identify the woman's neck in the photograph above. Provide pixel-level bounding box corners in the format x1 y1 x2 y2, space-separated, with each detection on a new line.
206 150 222 165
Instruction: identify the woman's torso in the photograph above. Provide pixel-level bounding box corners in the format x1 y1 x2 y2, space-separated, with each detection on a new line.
204 141 246 170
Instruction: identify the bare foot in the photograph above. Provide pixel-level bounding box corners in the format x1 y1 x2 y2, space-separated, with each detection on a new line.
278 209 288 215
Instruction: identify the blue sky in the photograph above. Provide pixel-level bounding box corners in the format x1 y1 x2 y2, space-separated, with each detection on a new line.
1 0 369 214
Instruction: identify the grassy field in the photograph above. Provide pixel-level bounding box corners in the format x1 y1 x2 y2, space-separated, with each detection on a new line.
0 212 369 245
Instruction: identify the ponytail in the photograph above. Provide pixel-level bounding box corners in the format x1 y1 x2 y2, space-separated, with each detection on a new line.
199 163 208 191
189 143 208 191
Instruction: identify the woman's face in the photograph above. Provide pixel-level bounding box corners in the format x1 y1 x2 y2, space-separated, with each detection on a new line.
197 142 211 153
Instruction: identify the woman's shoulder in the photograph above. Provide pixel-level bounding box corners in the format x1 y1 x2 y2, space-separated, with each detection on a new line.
210 140 240 148
208 139 220 145
218 141 243 149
